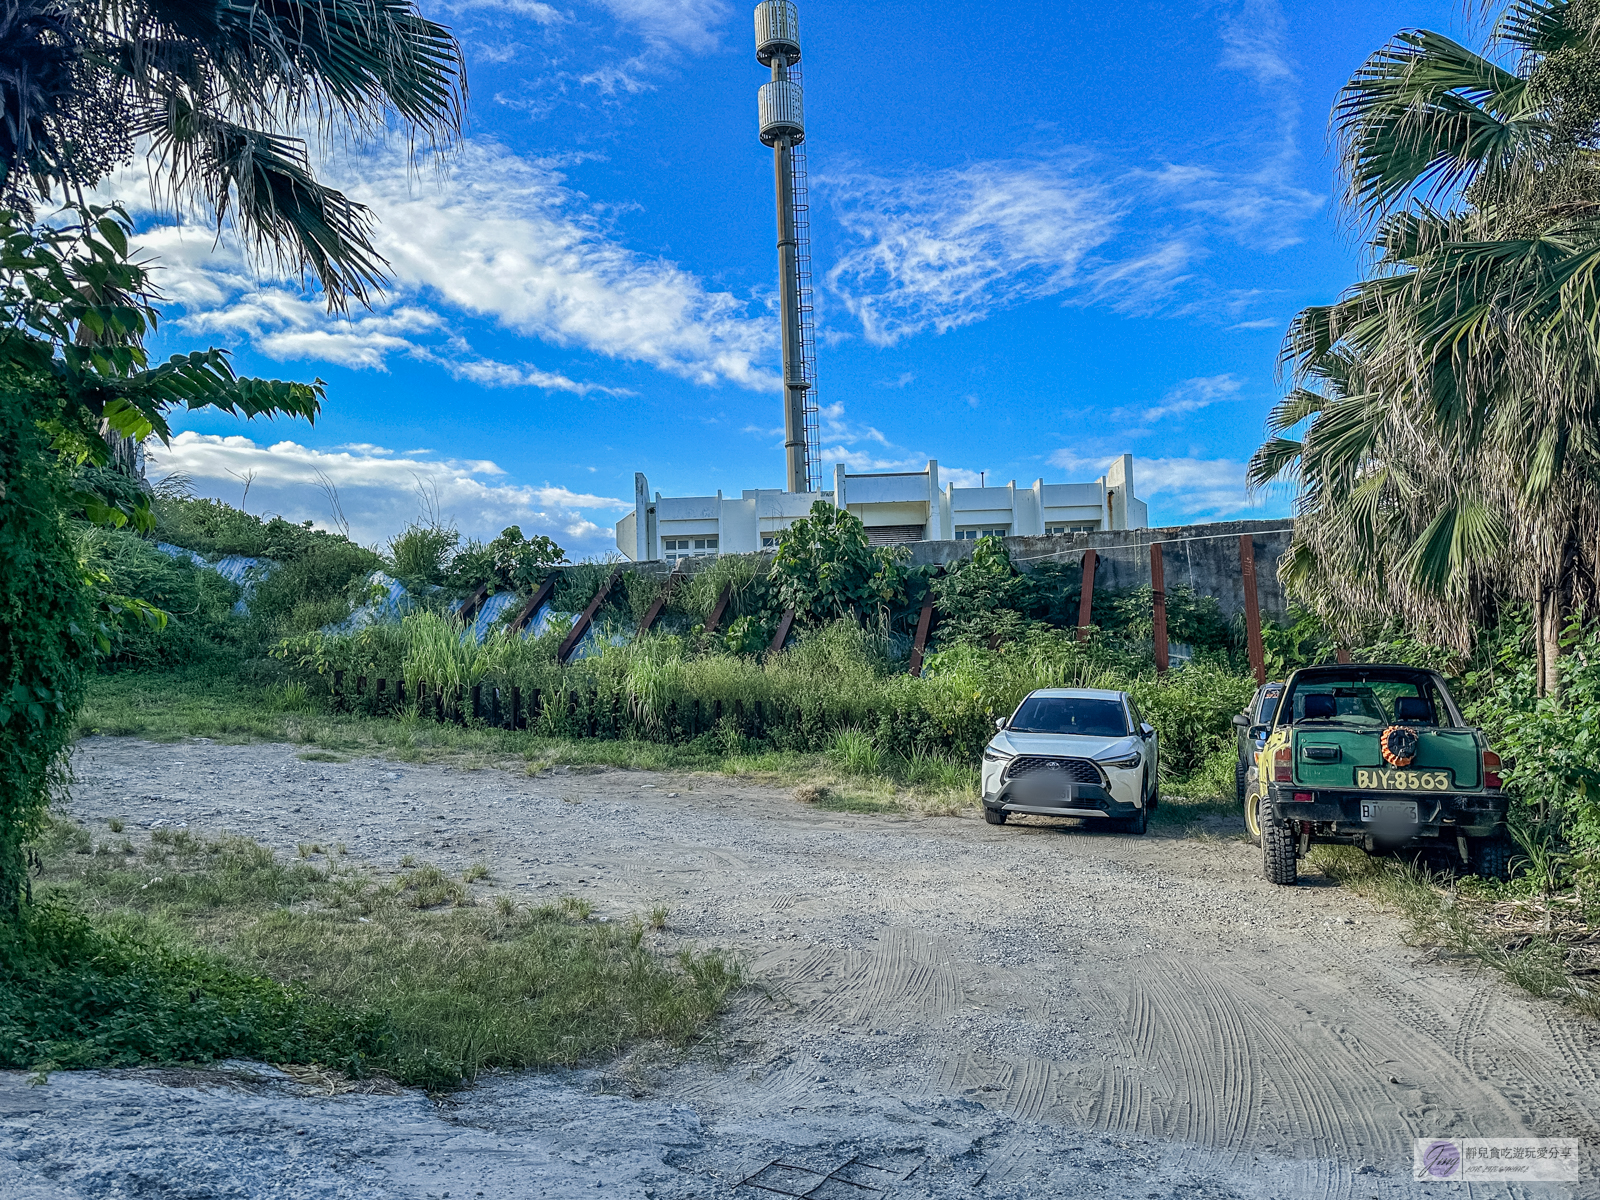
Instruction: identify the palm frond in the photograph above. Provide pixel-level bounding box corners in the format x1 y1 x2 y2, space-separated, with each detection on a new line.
1337 29 1545 217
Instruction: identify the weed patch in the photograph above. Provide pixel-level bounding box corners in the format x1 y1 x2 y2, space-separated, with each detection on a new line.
17 819 745 1088
1309 846 1599 1019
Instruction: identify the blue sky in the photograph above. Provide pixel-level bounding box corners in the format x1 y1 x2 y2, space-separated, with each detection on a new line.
126 0 1466 556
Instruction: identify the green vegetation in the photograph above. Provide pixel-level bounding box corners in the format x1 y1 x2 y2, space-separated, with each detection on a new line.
1310 843 1599 1020
7 818 742 1087
1253 1 1600 691
1 205 326 916
1233 0 1600 1017
4 0 464 307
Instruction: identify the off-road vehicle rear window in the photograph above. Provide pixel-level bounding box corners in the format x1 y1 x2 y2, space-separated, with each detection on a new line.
1281 670 1461 728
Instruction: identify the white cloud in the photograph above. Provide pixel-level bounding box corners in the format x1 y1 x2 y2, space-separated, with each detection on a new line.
1219 0 1295 86
1138 162 1321 252
443 0 566 22
147 432 628 552
117 138 775 393
348 140 775 387
822 2 1321 342
1134 374 1243 424
1049 449 1262 522
591 0 729 52
825 160 1122 346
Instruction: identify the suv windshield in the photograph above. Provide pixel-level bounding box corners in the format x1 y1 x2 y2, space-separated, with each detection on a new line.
1284 673 1453 728
1009 696 1129 737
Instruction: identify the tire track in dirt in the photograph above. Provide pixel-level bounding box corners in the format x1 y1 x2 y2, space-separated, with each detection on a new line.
65 738 1600 1193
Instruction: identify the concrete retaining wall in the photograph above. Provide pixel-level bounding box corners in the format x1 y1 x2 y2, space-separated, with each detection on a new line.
587 517 1295 622
915 518 1297 620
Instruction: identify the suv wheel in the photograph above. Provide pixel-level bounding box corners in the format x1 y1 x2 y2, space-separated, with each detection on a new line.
1244 786 1264 847
983 806 1007 826
1262 814 1298 885
1235 757 1248 806
1122 804 1148 835
1469 837 1513 881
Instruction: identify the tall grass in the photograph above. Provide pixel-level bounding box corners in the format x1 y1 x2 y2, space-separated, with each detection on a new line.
22 820 745 1087
283 616 1251 784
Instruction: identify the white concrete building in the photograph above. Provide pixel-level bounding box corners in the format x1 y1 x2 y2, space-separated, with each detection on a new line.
615 456 1147 562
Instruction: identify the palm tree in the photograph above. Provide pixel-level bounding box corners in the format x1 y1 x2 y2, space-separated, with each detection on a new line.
0 0 464 309
1254 1 1600 693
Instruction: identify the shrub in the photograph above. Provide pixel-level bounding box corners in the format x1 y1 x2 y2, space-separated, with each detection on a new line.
771 502 909 624
74 525 239 667
0 901 388 1073
0 386 96 910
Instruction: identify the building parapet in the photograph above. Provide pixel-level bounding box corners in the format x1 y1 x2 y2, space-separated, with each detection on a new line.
618 455 1149 562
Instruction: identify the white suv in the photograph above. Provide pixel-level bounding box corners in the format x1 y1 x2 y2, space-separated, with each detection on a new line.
980 688 1159 835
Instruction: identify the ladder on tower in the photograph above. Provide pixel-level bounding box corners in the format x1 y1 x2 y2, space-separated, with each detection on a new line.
789 62 822 494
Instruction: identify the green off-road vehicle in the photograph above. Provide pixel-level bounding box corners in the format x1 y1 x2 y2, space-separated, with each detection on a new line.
1244 664 1512 886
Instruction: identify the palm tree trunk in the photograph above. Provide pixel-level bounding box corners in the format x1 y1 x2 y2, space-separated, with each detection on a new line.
1539 588 1563 698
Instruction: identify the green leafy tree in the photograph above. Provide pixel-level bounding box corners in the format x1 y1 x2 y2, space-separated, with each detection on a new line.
1251 1 1600 695
933 536 1034 647
770 501 907 624
1 0 464 308
447 526 567 595
0 205 324 911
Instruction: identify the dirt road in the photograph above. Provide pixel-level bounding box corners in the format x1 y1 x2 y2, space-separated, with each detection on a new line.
4 737 1595 1198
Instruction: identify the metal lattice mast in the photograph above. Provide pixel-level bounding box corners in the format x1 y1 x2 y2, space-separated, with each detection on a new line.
789 63 821 493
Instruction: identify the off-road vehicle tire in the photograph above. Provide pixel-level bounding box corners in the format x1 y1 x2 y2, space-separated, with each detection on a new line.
1235 758 1248 806
1469 837 1514 882
1262 815 1298 885
983 807 1007 826
1122 804 1148 835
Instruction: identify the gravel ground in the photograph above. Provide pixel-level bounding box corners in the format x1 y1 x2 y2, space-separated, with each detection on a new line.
3 736 1596 1199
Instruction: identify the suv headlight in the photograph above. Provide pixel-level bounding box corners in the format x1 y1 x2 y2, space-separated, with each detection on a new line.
982 746 1015 764
1098 750 1141 770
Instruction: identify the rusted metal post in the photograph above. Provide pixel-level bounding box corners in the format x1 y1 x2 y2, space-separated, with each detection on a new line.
1151 542 1169 673
1076 549 1098 643
908 594 937 677
1240 534 1266 684
458 583 490 625
1337 645 1351 664
558 568 623 665
704 583 733 635
510 686 521 730
768 608 796 655
511 574 560 635
639 569 683 635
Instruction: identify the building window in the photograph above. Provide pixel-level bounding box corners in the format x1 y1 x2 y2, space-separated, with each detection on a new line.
762 536 777 548
955 527 1009 540
663 536 718 562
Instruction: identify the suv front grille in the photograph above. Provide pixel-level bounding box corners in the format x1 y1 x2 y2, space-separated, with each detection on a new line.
1005 756 1103 785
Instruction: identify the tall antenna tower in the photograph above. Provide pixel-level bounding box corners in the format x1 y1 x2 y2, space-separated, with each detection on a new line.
755 0 819 493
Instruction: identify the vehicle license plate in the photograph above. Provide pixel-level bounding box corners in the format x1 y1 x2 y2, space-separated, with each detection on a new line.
1360 801 1418 823
1354 769 1451 792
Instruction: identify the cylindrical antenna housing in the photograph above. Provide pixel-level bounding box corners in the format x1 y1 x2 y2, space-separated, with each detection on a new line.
758 79 804 146
755 0 801 65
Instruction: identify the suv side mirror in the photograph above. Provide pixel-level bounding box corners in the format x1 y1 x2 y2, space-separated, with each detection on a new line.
1250 723 1270 740
994 717 1007 731
1231 713 1251 729
1140 722 1155 739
